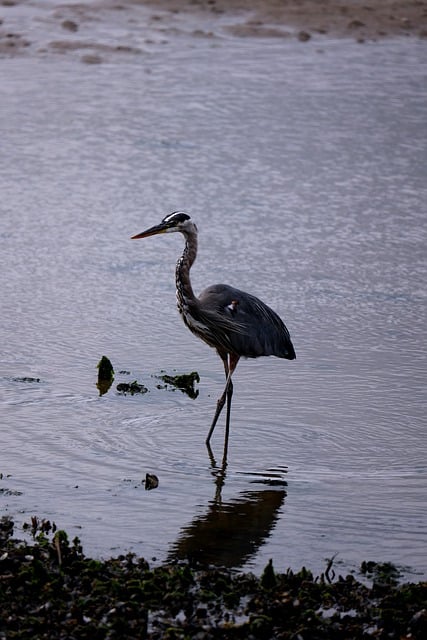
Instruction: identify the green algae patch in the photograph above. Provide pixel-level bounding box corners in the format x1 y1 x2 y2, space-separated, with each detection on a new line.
1 516 426 639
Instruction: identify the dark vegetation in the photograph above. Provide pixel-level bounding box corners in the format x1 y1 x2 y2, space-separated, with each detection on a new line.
1 516 426 639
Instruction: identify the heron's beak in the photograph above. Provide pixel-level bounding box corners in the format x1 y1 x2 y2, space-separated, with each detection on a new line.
131 222 168 239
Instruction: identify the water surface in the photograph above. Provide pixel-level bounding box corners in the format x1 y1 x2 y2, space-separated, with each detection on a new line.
1 29 426 578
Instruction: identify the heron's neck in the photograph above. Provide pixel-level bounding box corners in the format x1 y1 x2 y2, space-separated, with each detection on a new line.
176 230 198 309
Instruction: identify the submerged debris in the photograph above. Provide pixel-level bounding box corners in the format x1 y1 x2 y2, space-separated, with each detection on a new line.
157 370 200 399
0 487 22 496
144 473 159 491
1 516 426 639
96 355 114 396
0 473 22 497
116 380 148 395
96 362 199 398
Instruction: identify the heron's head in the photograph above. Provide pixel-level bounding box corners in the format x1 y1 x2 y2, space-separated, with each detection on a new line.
131 211 197 240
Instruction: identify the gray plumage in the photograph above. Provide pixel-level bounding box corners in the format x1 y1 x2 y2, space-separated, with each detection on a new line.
132 211 295 449
196 284 295 359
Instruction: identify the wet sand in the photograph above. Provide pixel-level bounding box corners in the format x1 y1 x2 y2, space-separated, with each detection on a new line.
1 0 426 59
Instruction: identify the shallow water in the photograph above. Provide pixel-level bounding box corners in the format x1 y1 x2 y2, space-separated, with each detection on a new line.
1 25 427 578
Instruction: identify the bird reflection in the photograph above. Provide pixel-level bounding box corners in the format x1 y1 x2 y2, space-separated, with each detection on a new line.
207 438 229 500
168 471 286 568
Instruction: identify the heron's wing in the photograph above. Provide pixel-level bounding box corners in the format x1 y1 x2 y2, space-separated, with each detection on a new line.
197 284 295 360
185 294 246 355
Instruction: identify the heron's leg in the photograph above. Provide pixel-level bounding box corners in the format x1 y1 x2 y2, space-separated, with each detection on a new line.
206 352 230 445
206 353 239 447
223 353 240 454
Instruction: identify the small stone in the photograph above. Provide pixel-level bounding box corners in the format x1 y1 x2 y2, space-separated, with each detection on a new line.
348 19 365 29
61 20 78 33
81 54 102 64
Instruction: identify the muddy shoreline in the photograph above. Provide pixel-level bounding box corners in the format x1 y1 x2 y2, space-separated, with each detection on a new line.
143 0 427 39
1 0 427 59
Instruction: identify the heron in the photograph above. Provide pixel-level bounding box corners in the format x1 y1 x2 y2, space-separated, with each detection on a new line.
132 211 296 449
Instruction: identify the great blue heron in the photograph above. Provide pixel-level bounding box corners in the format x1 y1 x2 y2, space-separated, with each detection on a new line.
132 211 295 448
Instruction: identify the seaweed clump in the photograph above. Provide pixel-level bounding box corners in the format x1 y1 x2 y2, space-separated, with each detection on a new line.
1 516 426 639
